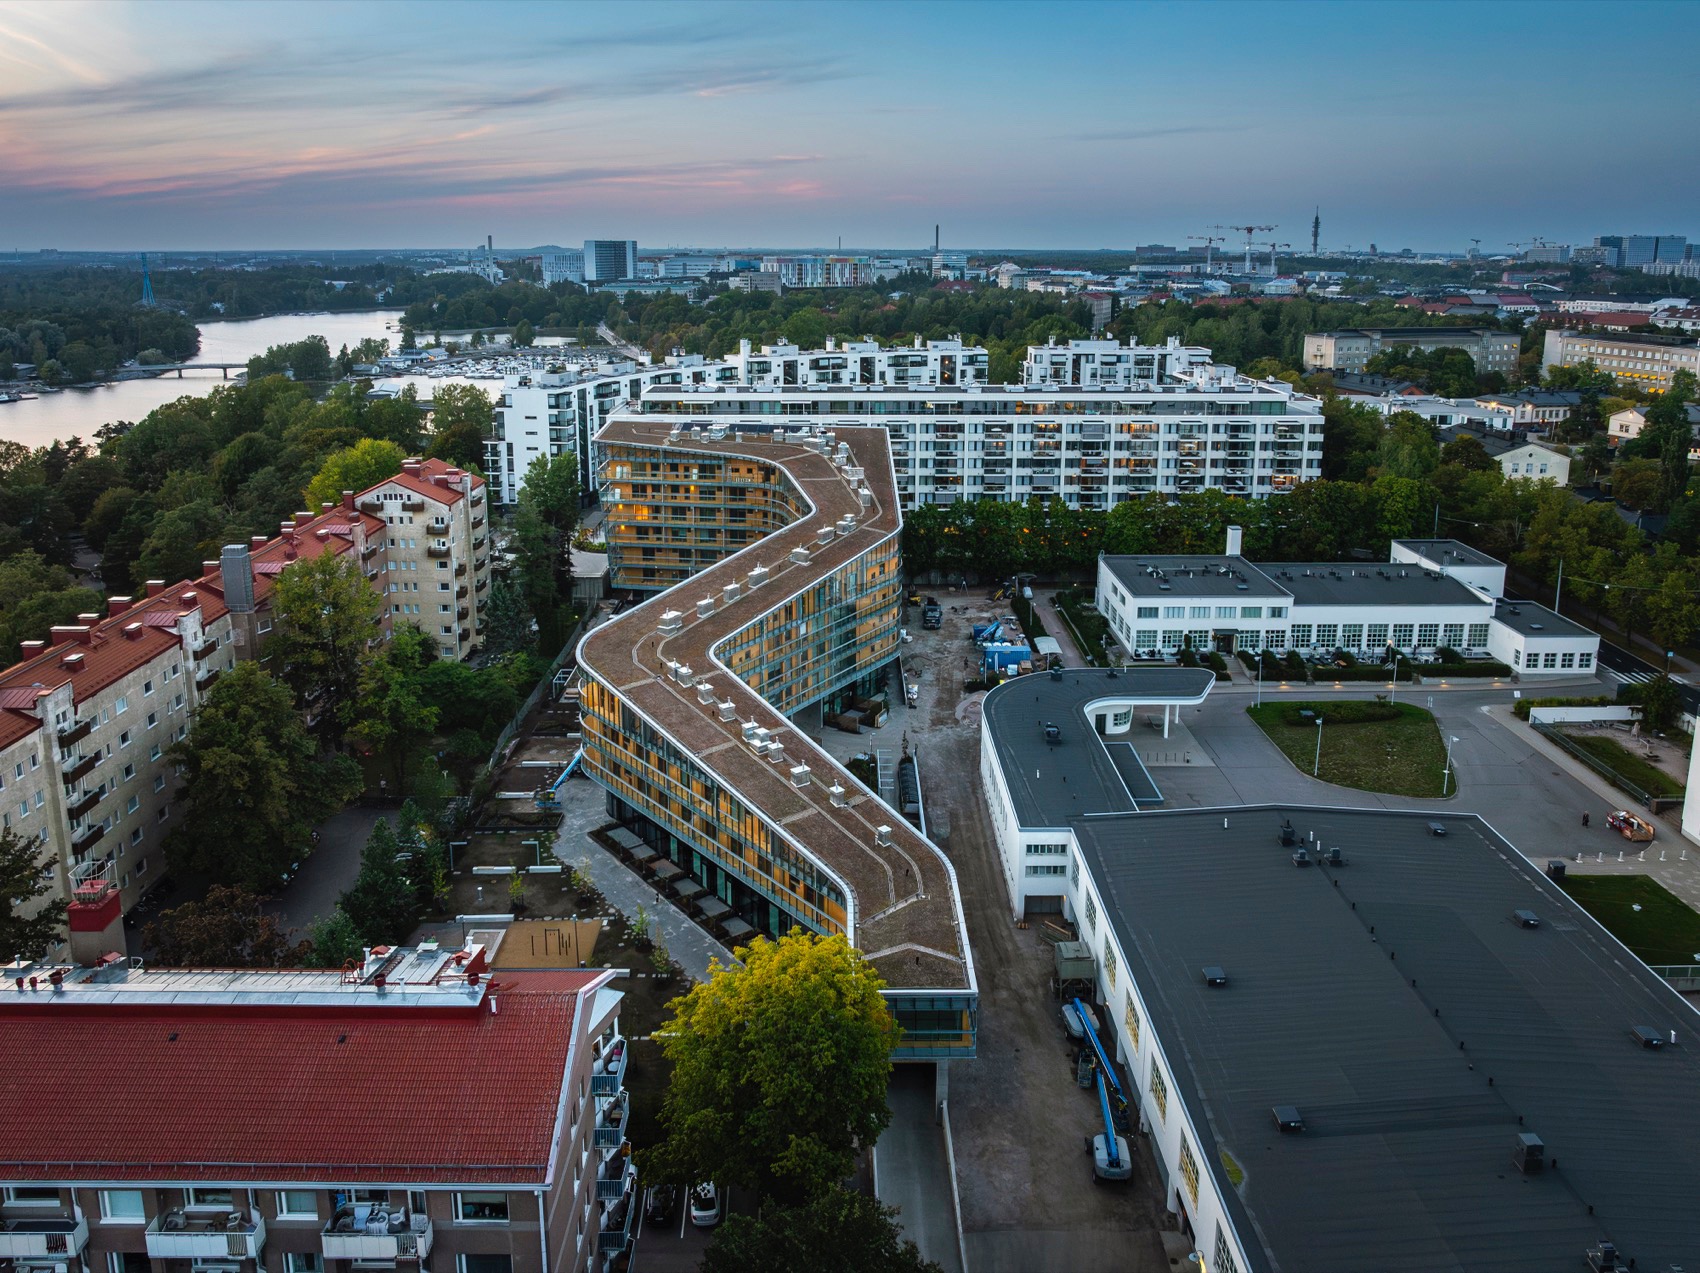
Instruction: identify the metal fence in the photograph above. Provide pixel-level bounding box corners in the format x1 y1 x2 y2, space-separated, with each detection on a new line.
1532 723 1659 808
1647 965 1700 993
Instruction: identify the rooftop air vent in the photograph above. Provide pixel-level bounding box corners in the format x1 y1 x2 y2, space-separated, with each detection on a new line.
1513 909 1540 928
695 597 714 618
718 700 737 721
723 582 741 604
674 664 693 686
1326 847 1346 866
1512 1132 1545 1173
829 783 847 807
1631 1026 1667 1049
1292 847 1312 867
874 825 892 847
1529 623 1544 630
696 682 715 704
1202 966 1229 987
748 564 769 587
658 610 683 635
790 547 811 565
789 764 810 788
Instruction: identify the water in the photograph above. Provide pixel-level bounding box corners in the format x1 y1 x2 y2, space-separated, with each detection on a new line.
0 310 405 450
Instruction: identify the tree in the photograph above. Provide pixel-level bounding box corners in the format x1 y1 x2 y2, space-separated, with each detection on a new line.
513 451 580 650
0 826 66 960
1439 434 1495 473
143 885 310 967
702 1188 942 1273
303 438 406 510
512 318 535 347
266 551 384 742
425 383 492 471
168 662 359 890
349 625 440 793
303 907 363 968
338 818 428 944
1643 368 1697 510
480 576 537 657
642 932 898 1206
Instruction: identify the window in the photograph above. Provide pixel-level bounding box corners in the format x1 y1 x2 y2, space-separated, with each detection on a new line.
1161 629 1183 649
130 827 143 846
1124 993 1140 1051
122 763 135 781
146 713 157 730
153 775 166 793
1148 1059 1167 1122
1268 606 1287 619
1561 652 1576 669
1162 605 1184 619
186 1188 233 1209
1315 624 1338 647
1544 651 1558 668
1579 652 1593 669
1025 863 1067 877
1084 893 1097 935
453 1193 510 1223
136 857 148 876
118 730 131 748
1341 623 1363 649
1417 623 1440 648
1026 842 1067 856
276 1191 318 1218
114 696 128 715
143 680 154 697
1391 623 1415 649
1213 1224 1240 1273
1241 606 1263 619
1178 1134 1200 1204
1102 937 1117 991
1290 624 1313 648
1467 623 1489 647
285 1255 322 1273
100 1190 146 1222
126 795 139 814
1443 624 1465 647
1215 606 1236 619
1135 605 1159 619
150 743 162 761
5 1187 59 1205
1188 605 1210 619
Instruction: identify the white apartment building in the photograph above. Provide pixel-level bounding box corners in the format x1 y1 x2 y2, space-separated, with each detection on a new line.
358 458 493 661
1542 328 1700 393
1497 441 1570 485
725 336 987 388
1303 327 1521 375
1022 336 1213 387
759 256 875 288
1609 401 1700 448
623 356 1325 508
541 250 585 285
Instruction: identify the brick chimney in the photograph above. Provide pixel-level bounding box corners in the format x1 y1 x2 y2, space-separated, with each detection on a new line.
251 536 269 551
402 458 423 477
50 625 93 646
145 580 167 597
342 490 356 514
106 597 133 617
294 510 315 529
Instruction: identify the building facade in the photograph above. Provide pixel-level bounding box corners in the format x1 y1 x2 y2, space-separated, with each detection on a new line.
759 256 875 288
1542 328 1700 393
358 460 493 661
1302 327 1521 375
582 241 636 284
1496 441 1570 485
581 418 976 1057
540 251 585 285
0 944 636 1273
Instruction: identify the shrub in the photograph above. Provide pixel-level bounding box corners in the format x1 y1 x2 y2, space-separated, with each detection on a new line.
1334 647 1358 667
1205 651 1228 673
1178 647 1199 667
1283 650 1306 674
1513 694 1615 720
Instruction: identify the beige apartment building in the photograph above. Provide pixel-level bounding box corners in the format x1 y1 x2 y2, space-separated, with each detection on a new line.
359 459 493 661
1303 327 1521 375
0 943 637 1273
1542 328 1700 393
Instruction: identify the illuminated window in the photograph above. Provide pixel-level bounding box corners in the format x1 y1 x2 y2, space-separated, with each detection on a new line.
1124 992 1140 1051
1179 1134 1200 1204
1085 893 1097 935
1102 938 1117 991
1148 1059 1167 1122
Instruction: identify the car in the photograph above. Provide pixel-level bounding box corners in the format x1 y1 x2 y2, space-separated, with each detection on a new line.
688 1182 721 1228
642 1183 676 1225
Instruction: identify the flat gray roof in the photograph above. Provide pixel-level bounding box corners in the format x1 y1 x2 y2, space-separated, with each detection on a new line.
1075 807 1700 1273
1494 599 1594 640
982 668 1213 828
1392 538 1503 569
1259 562 1486 608
1102 556 1286 599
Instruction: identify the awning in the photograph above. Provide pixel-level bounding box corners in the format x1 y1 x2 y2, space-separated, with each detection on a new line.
721 917 755 941
651 860 684 883
608 827 645 852
672 878 706 901
628 844 657 864
698 896 732 920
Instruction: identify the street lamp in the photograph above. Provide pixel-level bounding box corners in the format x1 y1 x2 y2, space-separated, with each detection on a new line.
1313 715 1325 776
1386 648 1404 703
1255 649 1267 708
1442 734 1460 796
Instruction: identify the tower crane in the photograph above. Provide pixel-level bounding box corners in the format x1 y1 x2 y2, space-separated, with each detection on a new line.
1214 224 1276 274
1187 234 1224 273
1262 242 1291 276
1469 238 1482 257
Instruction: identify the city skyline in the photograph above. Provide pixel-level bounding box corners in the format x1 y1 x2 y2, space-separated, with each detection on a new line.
1 0 1698 253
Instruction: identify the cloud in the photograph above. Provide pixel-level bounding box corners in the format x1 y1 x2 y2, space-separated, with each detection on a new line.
1068 124 1248 142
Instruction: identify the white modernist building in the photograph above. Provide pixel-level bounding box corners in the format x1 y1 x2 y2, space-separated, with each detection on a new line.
1022 337 1214 387
540 250 585 285
1095 535 1599 674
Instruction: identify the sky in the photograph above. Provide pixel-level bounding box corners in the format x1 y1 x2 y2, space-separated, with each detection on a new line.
1 0 1697 254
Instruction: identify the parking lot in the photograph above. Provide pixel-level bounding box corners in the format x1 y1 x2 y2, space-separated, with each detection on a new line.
625 1185 748 1272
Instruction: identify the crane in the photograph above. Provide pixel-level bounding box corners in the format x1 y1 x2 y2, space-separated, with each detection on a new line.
1262 241 1291 276
1469 238 1482 258
1072 998 1132 1182
1187 234 1224 273
1214 223 1276 274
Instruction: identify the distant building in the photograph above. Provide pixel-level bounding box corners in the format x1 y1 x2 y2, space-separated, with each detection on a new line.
1608 402 1700 454
1524 244 1571 263
1079 291 1114 329
1542 328 1700 392
760 255 874 288
540 249 585 285
583 240 638 284
1302 328 1521 375
1472 390 1581 429
931 250 969 279
1497 440 1570 484
1022 336 1211 387
729 270 784 294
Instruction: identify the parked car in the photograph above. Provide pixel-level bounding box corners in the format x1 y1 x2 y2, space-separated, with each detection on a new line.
642 1183 676 1225
1606 810 1655 842
689 1182 721 1228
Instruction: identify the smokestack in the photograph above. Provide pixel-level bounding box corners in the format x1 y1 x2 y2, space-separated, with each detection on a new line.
487 234 493 254
934 224 940 253
1225 525 1243 558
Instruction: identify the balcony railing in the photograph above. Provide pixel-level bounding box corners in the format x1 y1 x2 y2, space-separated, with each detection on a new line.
0 1215 90 1260
320 1208 432 1263
402 496 425 511
591 1036 627 1097
60 751 98 784
427 518 449 533
426 543 451 558
66 789 99 821
595 1089 630 1150
145 1209 266 1262
358 496 384 514
471 513 486 529
454 562 467 577
457 605 470 620
195 667 221 691
596 1156 635 1204
56 717 93 746
475 577 489 593
72 824 106 855
596 1177 635 1255
475 557 489 572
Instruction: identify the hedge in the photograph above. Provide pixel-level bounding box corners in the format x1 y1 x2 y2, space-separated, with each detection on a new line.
1513 695 1615 720
1273 701 1404 727
1418 661 1513 679
1321 664 1415 682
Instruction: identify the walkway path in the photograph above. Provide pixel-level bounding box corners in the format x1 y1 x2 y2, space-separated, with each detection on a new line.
877 1069 963 1273
550 773 733 983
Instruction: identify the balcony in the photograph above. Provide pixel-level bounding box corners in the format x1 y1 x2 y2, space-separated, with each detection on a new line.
474 557 489 573
457 605 470 620
472 534 487 551
321 1207 432 1263
596 1156 636 1205
402 496 425 512
72 824 106 856
453 562 467 577
475 597 488 613
591 1036 627 1098
56 717 93 746
458 627 471 642
361 539 382 558
471 513 485 529
61 752 98 784
145 1209 266 1262
192 638 216 662
426 543 451 558
595 1089 630 1150
596 1175 635 1256
358 496 383 514
195 666 220 691
0 1215 89 1261
456 584 469 600
427 518 449 533
475 577 489 593
66 789 99 821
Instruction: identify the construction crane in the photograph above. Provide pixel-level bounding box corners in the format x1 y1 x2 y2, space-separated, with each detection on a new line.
1187 234 1224 272
138 253 155 307
1507 236 1549 257
1214 224 1276 274
1072 998 1132 1182
1262 242 1291 276
1469 238 1482 257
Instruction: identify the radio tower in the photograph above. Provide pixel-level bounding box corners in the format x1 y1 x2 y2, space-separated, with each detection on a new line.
138 253 156 307
1311 208 1320 255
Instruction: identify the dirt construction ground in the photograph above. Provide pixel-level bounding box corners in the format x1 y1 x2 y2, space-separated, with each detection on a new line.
889 592 1177 1273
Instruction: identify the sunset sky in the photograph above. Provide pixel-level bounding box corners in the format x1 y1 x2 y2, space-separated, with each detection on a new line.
1 0 1696 252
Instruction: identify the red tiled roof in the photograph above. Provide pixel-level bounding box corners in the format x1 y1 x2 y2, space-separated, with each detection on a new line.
374 458 485 508
0 971 602 1184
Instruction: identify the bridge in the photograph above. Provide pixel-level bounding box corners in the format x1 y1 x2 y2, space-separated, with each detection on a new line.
137 363 248 379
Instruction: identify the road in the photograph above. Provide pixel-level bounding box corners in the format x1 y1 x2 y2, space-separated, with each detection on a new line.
598 322 647 362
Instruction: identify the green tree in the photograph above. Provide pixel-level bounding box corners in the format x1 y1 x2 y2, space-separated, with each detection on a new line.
338 818 425 944
303 907 364 968
266 551 385 743
702 1187 943 1273
303 437 406 510
425 383 492 471
642 932 898 1206
514 450 580 650
168 662 359 890
1439 434 1495 473
0 826 67 960
1643 368 1697 510
143 885 310 967
512 318 535 347
349 625 440 794
480 576 536 657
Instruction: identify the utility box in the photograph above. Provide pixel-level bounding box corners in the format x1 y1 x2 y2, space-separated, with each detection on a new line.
1512 1132 1545 1174
1053 941 1095 986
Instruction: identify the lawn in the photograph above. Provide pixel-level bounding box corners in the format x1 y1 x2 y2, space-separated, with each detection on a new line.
1560 731 1685 798
1247 701 1449 798
1559 874 1700 968
1054 588 1110 666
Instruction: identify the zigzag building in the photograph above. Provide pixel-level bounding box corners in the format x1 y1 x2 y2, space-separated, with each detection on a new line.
576 417 976 1058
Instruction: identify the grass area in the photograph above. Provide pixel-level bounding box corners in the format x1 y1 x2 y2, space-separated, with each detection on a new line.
1561 732 1685 798
1247 701 1449 798
1054 588 1109 665
1219 1147 1245 1189
1558 874 1700 967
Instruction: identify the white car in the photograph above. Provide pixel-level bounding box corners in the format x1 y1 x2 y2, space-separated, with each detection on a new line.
688 1182 721 1228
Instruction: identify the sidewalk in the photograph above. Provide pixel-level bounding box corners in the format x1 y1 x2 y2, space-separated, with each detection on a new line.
550 774 733 983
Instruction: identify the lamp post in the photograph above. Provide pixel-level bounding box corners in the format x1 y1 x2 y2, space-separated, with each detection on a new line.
1255 650 1266 708
1313 715 1325 776
1442 734 1460 796
1387 649 1403 703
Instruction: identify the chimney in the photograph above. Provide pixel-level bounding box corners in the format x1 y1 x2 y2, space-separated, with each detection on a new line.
106 597 132 617
144 580 166 597
50 625 93 646
221 544 256 615
403 459 423 477
1225 525 1243 557
19 640 44 656
342 490 356 514
320 502 333 514
251 536 268 550
76 612 101 625
294 511 314 528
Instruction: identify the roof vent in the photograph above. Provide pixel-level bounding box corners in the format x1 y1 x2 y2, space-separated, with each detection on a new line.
789 764 810 788
829 783 847 807
1513 909 1540 928
722 582 741 604
658 610 683 635
1202 966 1229 987
790 547 811 565
695 597 714 618
696 681 715 704
1512 1132 1545 1173
874 825 892 847
1291 847 1312 867
1272 1105 1305 1133
1631 1026 1667 1049
718 700 736 721
1529 622 1543 630
748 564 769 587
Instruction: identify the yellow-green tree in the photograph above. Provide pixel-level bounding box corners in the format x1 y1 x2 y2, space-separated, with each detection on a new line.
643 932 899 1204
303 438 406 510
